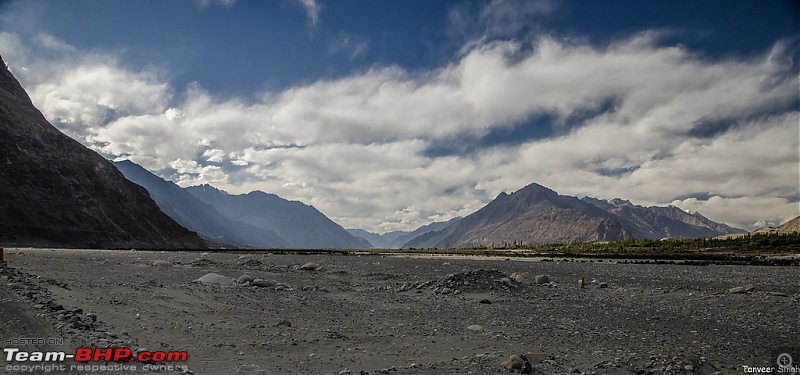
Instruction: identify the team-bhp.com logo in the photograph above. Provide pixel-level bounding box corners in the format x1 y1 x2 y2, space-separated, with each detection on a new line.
4 347 189 373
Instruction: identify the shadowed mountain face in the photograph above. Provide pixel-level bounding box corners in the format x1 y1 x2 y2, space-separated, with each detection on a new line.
405 183 633 248
114 160 287 248
0 57 205 249
185 185 370 249
403 183 744 249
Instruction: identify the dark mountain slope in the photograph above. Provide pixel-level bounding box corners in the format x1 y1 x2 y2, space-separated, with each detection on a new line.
0 56 204 249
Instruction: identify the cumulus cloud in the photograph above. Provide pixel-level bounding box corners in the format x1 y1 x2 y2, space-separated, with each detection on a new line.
3 29 797 232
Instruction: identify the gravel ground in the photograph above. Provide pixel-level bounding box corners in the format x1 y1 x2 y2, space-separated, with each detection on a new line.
1 248 798 375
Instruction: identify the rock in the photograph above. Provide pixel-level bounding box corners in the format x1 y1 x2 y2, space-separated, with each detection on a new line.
237 275 254 284
599 282 608 288
151 260 172 267
728 287 745 294
440 287 452 295
501 354 532 373
193 273 236 286
300 262 320 271
534 275 550 284
743 284 755 292
251 279 276 288
767 291 789 297
479 299 492 304
685 364 694 371
510 272 525 283
276 320 291 327
466 324 483 331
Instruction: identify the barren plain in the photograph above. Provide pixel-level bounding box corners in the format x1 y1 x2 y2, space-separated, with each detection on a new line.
1 248 798 375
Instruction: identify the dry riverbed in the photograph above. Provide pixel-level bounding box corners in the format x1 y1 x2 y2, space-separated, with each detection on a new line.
1 248 798 375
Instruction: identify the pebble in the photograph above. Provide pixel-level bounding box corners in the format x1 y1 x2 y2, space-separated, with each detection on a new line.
534 275 550 284
466 324 483 331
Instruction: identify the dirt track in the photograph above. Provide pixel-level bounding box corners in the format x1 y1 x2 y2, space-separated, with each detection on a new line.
1 248 798 374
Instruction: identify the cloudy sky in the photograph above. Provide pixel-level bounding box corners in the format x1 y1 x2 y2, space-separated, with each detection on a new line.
1 0 798 232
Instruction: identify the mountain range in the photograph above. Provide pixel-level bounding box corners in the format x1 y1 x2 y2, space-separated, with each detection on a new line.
0 56 205 249
114 160 369 249
0 55 750 250
403 183 744 248
348 217 462 248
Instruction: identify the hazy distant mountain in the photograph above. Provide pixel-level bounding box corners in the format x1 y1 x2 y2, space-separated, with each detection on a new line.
403 183 744 249
404 183 632 248
581 197 744 239
392 217 462 248
114 160 287 248
718 215 800 239
186 185 369 249
0 56 205 249
348 217 461 248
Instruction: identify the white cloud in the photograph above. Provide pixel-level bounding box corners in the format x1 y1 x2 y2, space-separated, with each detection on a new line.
294 0 320 27
194 0 237 8
328 33 369 60
4 31 797 232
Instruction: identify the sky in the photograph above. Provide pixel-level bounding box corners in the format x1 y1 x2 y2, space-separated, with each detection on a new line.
0 0 798 233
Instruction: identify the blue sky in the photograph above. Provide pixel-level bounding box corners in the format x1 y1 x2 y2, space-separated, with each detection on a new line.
1 0 798 232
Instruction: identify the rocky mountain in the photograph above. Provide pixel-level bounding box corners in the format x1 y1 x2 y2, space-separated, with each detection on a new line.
581 197 744 239
404 183 632 248
186 185 370 249
0 56 205 249
114 160 287 248
403 183 744 249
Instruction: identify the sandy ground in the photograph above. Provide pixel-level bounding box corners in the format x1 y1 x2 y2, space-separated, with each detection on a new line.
1 248 799 375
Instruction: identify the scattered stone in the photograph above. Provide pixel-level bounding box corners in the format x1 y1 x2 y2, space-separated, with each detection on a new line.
237 275 254 284
743 284 755 292
151 260 172 267
300 262 320 271
599 282 608 288
728 287 745 294
193 273 236 286
189 258 220 268
252 279 276 288
276 320 292 327
240 259 263 268
685 364 694 371
466 324 483 331
510 272 525 283
436 269 524 293
479 299 492 304
534 275 550 284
